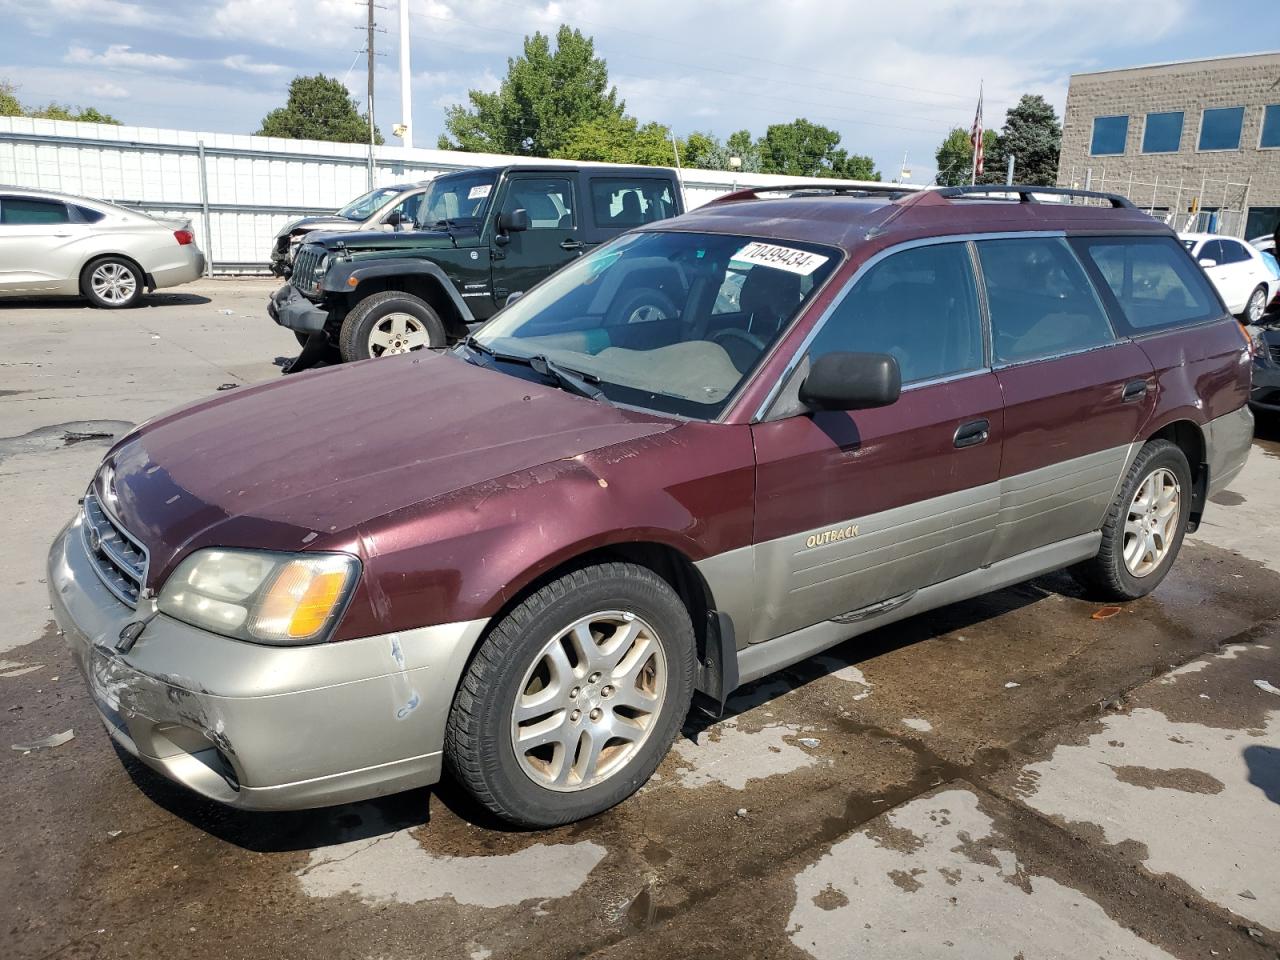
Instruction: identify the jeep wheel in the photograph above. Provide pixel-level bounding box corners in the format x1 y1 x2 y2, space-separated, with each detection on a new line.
445 562 695 828
1070 439 1192 601
339 291 446 361
607 288 679 326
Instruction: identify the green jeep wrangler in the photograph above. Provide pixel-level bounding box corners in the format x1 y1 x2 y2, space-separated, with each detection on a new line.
268 164 685 370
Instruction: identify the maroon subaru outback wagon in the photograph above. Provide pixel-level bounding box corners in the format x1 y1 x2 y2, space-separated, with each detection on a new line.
49 184 1254 827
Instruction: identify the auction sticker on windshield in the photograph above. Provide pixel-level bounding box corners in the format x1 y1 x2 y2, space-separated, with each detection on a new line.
468 184 492 200
732 241 829 276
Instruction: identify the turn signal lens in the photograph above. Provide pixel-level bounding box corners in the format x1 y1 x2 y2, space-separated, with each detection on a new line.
247 556 357 643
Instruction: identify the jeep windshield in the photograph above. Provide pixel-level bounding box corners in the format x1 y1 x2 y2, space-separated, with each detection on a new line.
337 187 404 221
465 230 840 419
414 171 497 227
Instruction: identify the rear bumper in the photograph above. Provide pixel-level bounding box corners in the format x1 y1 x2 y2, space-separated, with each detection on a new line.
268 282 330 333
48 517 488 810
149 249 205 290
1205 404 1254 496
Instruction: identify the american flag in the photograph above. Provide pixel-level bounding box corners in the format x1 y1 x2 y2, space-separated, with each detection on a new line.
970 85 984 183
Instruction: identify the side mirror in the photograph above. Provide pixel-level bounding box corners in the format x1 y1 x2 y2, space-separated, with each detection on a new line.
383 211 403 226
505 291 525 307
1198 257 1218 268
498 208 530 234
799 352 901 412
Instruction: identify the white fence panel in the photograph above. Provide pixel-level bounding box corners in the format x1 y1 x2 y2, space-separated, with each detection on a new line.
0 117 916 273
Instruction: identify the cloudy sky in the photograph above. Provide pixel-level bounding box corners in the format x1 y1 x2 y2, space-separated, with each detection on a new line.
1 0 1276 182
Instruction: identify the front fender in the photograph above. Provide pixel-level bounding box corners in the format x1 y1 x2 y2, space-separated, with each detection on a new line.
322 258 475 324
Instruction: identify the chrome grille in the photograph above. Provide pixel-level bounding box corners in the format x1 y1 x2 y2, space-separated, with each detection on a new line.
81 492 148 607
1269 343 1280 365
290 245 325 294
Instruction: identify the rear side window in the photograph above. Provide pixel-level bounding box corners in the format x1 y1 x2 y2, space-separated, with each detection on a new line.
1073 236 1221 332
71 204 106 224
1 197 71 224
976 237 1115 365
590 178 676 229
809 242 983 385
1216 240 1252 265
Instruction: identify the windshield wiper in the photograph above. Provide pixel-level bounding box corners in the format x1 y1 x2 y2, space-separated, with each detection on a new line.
461 338 611 404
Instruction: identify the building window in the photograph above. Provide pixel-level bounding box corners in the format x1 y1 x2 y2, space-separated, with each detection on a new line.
1198 107 1244 151
1261 105 1280 149
1090 115 1129 156
1141 111 1183 153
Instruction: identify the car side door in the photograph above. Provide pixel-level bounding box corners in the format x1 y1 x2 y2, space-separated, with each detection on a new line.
490 174 581 303
975 235 1155 565
1217 239 1268 312
1194 240 1240 312
0 196 87 292
748 240 1003 646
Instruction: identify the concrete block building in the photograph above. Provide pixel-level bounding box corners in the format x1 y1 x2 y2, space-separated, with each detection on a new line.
1057 51 1280 240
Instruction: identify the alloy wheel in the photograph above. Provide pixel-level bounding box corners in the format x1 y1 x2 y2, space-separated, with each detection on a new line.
626 304 669 324
1123 467 1180 577
510 610 667 792
90 263 137 305
1247 288 1266 323
367 312 430 356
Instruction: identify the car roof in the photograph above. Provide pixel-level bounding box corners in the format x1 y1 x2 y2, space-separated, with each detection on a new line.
646 188 1167 254
436 163 679 178
1180 232 1248 243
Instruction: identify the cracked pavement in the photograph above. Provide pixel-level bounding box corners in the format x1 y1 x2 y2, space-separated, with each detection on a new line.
2 281 1278 959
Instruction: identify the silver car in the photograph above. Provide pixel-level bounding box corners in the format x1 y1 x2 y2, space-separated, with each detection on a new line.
0 187 205 308
269 182 428 276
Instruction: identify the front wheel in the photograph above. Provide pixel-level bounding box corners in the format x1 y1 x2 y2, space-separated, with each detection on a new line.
338 291 446 361
445 563 695 827
1070 439 1192 601
81 257 145 309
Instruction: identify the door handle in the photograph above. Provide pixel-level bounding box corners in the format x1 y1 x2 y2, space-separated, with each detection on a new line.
1122 379 1149 402
953 419 990 448
560 239 583 250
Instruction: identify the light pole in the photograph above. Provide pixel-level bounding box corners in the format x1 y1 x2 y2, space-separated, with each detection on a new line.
398 0 412 148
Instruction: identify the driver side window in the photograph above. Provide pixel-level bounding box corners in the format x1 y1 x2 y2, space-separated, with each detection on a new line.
502 177 575 230
809 242 984 384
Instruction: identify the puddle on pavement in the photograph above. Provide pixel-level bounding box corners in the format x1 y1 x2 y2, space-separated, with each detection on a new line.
0 420 133 466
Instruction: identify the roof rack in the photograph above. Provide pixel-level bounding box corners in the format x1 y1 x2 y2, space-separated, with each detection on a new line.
935 184 1135 208
708 183 913 205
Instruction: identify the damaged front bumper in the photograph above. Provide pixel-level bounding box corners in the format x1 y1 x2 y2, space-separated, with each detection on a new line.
47 517 488 811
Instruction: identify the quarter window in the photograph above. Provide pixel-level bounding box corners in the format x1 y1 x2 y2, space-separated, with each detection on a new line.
1198 107 1244 151
1090 116 1129 156
808 242 983 385
1142 111 1184 153
1262 105 1280 149
503 177 574 229
0 197 71 224
590 178 677 229
1073 236 1221 332
976 237 1115 365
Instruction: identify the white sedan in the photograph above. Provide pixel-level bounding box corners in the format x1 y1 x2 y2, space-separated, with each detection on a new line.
1181 232 1278 323
0 187 205 308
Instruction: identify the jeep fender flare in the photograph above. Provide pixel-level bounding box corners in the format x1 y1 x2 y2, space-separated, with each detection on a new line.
324 260 476 326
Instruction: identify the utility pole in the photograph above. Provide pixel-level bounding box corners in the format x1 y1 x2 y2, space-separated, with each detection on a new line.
366 0 377 188
398 0 412 148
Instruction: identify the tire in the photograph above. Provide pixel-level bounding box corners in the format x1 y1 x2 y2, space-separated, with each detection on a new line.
81 256 145 309
338 290 446 362
1241 285 1268 324
445 562 696 828
1070 439 1192 601
294 331 310 347
607 288 679 326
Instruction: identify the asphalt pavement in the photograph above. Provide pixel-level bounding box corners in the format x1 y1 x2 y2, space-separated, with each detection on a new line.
1 280 1278 960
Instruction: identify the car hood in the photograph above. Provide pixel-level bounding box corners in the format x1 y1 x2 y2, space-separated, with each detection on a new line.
304 224 479 253
275 216 361 239
103 354 675 585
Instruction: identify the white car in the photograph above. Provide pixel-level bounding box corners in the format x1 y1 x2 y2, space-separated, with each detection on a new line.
0 187 205 308
1181 232 1278 323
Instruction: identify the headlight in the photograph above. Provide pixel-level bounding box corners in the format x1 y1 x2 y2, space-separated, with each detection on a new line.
313 255 329 292
158 549 359 645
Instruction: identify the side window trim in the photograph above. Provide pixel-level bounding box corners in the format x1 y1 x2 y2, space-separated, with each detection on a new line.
755 232 1034 421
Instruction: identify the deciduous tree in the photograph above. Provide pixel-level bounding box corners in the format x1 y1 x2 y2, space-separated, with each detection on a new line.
257 74 381 144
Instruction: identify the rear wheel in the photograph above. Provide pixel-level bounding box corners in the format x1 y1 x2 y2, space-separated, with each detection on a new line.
1070 439 1192 600
1243 285 1268 324
338 291 446 361
81 256 144 309
445 563 695 827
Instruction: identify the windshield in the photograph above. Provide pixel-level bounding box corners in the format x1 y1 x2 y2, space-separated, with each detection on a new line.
337 187 403 221
468 231 840 418
415 171 498 227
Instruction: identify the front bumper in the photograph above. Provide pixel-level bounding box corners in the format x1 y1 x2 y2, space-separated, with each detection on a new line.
48 518 487 810
1251 360 1280 413
268 282 330 333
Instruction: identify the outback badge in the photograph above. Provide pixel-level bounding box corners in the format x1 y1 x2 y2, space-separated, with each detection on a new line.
805 524 860 549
